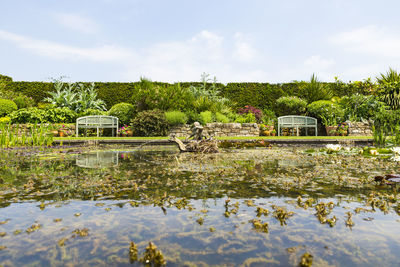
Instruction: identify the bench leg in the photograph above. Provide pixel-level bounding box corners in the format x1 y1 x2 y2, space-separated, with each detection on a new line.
97 127 99 137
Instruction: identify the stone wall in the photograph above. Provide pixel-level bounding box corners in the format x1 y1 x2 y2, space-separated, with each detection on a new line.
347 121 372 136
170 123 259 137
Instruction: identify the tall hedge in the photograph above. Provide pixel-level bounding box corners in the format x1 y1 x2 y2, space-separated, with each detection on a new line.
2 76 375 111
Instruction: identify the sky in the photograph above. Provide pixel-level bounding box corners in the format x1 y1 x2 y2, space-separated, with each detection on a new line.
1 0 400 83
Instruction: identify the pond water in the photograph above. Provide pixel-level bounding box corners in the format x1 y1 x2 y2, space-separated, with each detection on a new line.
0 145 400 266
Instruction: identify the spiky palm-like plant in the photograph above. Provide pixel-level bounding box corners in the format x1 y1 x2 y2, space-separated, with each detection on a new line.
377 68 400 110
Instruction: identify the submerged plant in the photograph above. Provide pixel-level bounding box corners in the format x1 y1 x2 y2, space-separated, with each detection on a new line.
139 242 166 266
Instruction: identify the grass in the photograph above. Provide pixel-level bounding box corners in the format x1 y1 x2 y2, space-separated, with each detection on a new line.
55 135 373 141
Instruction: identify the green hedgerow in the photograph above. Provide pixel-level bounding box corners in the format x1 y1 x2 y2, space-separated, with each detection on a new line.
0 99 17 117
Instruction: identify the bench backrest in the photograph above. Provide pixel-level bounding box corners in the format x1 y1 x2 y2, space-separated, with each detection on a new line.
77 116 118 126
278 116 317 126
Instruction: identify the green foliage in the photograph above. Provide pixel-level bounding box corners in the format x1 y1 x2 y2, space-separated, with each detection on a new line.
215 112 230 123
199 111 213 124
165 111 188 126
220 82 286 111
45 80 106 113
78 108 106 118
13 95 35 109
185 110 201 124
262 109 276 125
9 108 45 123
307 100 344 126
235 112 256 123
0 74 12 81
339 94 385 121
0 124 53 148
131 109 169 136
132 78 193 112
331 77 376 96
0 99 17 117
9 107 77 124
371 106 400 147
189 73 229 113
299 74 333 104
108 102 136 125
42 107 77 123
376 68 400 110
275 96 307 116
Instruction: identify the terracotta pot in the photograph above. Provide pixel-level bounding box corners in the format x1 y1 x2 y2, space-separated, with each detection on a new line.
325 126 337 136
271 132 276 136
58 130 65 137
126 130 133 137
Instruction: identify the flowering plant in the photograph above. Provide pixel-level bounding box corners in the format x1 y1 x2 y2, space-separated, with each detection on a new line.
336 123 349 136
118 125 130 135
238 105 263 122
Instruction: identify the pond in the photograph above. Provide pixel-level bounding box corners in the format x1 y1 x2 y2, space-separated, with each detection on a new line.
0 145 399 266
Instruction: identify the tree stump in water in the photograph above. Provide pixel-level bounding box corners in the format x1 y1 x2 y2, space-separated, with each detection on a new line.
169 136 219 153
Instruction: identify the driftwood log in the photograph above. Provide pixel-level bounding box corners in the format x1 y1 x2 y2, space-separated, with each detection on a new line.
169 136 219 153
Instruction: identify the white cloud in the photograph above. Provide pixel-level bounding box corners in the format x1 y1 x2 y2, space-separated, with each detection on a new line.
233 32 257 62
304 55 334 69
53 13 99 34
330 25 400 58
123 30 264 82
0 29 267 82
0 30 133 62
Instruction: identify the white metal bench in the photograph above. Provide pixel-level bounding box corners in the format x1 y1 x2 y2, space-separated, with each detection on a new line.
76 115 119 137
278 116 317 136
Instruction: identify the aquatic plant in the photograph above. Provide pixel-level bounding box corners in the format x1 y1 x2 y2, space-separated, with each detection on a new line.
0 123 53 148
325 144 341 152
139 242 166 266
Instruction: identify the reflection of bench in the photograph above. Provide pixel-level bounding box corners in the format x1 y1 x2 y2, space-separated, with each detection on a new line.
278 116 317 136
76 116 118 137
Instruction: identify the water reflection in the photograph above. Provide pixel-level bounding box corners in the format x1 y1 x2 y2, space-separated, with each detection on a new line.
76 151 120 168
0 146 399 266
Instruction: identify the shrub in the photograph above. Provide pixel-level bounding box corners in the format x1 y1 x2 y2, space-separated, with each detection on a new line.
165 111 188 126
215 112 230 123
238 105 263 122
132 78 193 112
108 102 136 125
235 112 256 123
78 108 107 118
8 107 77 123
275 96 307 116
307 100 345 126
186 110 201 124
0 99 17 117
43 107 77 123
13 95 35 109
199 111 213 125
262 109 276 125
9 108 46 123
339 94 385 121
131 109 169 136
